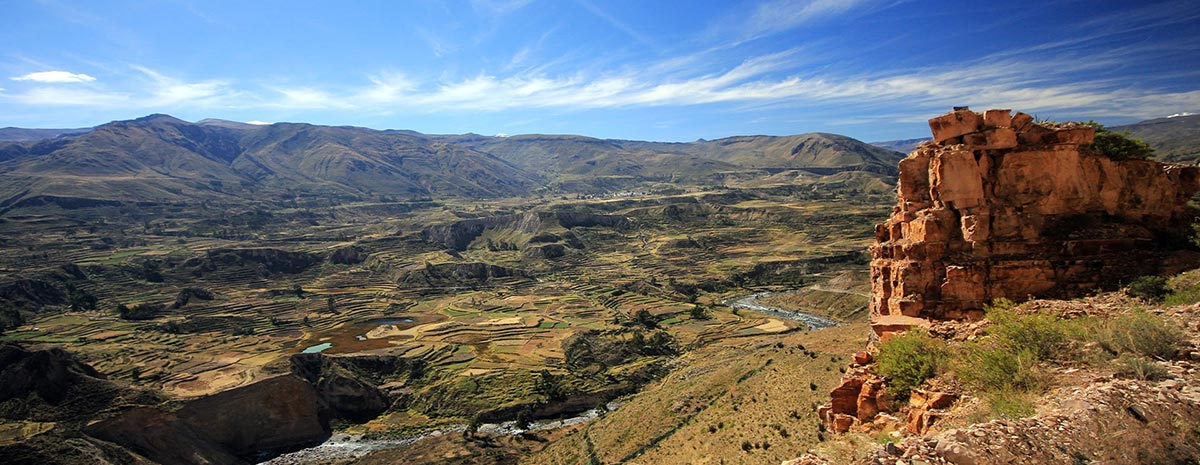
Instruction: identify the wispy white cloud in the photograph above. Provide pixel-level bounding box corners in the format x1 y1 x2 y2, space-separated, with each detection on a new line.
2 66 237 108
268 86 352 110
415 27 457 57
745 0 875 36
2 34 1195 126
242 49 1186 124
11 71 97 83
575 0 656 49
471 0 534 16
131 66 232 106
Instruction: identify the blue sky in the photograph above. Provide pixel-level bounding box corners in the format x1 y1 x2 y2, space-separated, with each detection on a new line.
2 0 1198 141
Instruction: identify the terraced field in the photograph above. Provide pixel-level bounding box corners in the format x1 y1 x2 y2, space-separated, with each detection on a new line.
0 186 887 431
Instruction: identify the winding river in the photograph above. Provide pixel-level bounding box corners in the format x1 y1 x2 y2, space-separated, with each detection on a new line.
261 402 621 464
722 291 840 330
266 293 831 463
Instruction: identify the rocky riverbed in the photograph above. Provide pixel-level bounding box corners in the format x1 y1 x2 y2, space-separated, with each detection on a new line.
261 402 621 464
724 292 840 330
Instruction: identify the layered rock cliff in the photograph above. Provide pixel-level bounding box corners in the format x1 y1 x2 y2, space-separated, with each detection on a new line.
819 108 1200 436
83 352 391 465
869 108 1200 338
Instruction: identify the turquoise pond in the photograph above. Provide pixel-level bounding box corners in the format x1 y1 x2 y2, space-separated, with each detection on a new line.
301 342 333 353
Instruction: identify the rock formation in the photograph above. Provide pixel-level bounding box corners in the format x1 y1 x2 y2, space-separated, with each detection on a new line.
182 248 324 276
821 107 1200 435
84 352 391 465
420 211 627 251
870 108 1200 339
87 375 328 465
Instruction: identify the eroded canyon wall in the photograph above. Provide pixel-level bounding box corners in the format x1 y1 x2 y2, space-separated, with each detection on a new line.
870 108 1200 338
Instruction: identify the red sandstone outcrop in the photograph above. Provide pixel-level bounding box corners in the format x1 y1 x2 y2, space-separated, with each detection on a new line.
904 388 957 435
870 108 1200 339
819 107 1200 437
817 370 893 433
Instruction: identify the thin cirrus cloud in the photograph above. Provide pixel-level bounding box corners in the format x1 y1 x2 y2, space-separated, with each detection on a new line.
3 66 234 108
11 70 97 83
254 45 1191 122
0 47 1191 124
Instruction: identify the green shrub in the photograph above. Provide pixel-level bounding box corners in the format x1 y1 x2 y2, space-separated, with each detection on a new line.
1112 354 1170 381
1087 123 1155 160
985 297 1016 312
955 343 1041 392
986 308 1072 361
1093 311 1183 360
1126 276 1169 302
875 330 948 398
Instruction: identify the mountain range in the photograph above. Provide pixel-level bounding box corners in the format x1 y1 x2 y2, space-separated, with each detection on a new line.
1110 114 1200 163
0 115 904 208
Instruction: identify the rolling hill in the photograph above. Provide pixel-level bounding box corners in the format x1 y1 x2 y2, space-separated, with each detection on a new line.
615 132 904 174
1111 114 1200 164
870 137 928 154
0 115 539 208
0 127 91 142
0 115 904 207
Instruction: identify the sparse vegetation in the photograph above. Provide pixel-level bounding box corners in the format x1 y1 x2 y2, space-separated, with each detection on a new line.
117 303 164 320
983 300 1072 360
879 296 1190 422
1126 275 1169 302
1093 310 1183 360
1086 122 1156 160
955 342 1042 393
875 329 948 398
1112 354 1170 381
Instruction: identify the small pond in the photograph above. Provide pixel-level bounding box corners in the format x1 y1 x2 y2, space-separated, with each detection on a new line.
300 342 333 354
361 317 414 325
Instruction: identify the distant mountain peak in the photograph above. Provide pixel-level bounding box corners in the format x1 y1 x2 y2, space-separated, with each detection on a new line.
129 113 185 124
197 118 267 130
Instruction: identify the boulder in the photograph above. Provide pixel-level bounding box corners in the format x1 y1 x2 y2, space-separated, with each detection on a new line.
905 389 958 435
928 110 984 143
982 109 1012 127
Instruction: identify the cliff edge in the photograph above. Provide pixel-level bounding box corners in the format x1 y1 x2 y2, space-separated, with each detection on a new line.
870 108 1200 339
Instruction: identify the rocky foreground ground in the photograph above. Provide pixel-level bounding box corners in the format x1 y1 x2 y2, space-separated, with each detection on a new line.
790 298 1200 465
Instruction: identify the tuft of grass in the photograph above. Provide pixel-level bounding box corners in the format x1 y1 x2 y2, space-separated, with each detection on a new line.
985 307 1073 361
955 342 1042 392
875 330 948 398
1093 310 1183 360
1112 354 1170 381
1165 270 1200 306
